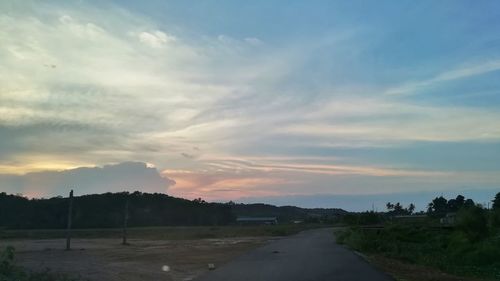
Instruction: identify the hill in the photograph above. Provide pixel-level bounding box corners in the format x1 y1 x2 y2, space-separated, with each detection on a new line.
0 192 347 229
231 203 347 222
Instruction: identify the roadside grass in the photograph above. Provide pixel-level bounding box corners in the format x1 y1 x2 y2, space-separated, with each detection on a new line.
335 224 500 280
0 224 320 240
367 254 488 281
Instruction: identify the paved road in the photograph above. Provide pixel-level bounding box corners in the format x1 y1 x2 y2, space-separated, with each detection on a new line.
195 228 393 281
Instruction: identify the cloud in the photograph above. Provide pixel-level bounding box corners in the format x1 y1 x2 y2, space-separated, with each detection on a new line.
164 155 500 201
244 37 263 46
181 152 195 159
0 162 175 198
137 30 177 48
164 168 293 201
385 59 500 96
1 1 500 203
0 1 289 172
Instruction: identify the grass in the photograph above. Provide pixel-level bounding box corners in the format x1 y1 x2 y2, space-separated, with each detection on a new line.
335 224 500 280
366 254 488 281
0 224 320 240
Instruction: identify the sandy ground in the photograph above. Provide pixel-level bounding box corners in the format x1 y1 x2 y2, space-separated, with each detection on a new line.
0 237 272 281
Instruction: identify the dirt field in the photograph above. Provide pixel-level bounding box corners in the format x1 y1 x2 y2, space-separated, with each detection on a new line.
0 237 273 281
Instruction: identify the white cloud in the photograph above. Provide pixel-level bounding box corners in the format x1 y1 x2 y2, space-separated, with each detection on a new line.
217 34 232 43
137 30 176 48
385 59 500 96
244 37 263 46
284 97 500 143
1 1 500 200
0 1 292 175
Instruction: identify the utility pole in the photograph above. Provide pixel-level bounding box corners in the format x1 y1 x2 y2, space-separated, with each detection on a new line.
66 189 74 251
122 196 130 245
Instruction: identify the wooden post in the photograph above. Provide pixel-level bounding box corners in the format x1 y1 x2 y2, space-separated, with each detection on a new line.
66 189 74 251
122 197 129 245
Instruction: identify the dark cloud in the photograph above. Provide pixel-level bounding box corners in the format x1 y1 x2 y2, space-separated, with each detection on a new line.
181 152 195 159
0 162 175 197
0 123 119 159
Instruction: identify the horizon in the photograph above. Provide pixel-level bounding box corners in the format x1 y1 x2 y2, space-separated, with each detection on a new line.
3 186 497 213
1 1 500 210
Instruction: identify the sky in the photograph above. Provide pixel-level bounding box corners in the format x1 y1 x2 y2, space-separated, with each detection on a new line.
1 0 500 211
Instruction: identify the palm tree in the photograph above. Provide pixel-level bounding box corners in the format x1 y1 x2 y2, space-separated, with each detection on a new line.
408 203 415 214
386 202 394 211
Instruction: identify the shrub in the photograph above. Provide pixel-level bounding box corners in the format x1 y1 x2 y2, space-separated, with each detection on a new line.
0 246 17 281
341 212 384 226
456 205 489 242
0 247 82 281
491 209 500 229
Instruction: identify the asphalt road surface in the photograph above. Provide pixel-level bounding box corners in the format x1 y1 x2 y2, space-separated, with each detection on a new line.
195 228 393 281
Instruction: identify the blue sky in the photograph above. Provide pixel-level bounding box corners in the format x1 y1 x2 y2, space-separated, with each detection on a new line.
0 0 499 210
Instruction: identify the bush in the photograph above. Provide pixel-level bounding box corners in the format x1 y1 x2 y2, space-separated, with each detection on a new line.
342 212 384 226
0 246 17 281
336 223 500 280
0 247 82 281
456 205 489 242
491 209 500 229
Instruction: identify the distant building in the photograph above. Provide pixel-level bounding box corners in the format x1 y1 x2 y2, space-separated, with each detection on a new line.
392 215 427 223
236 217 278 225
440 213 456 225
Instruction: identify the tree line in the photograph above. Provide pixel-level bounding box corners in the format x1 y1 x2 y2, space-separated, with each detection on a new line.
343 192 500 227
337 192 500 280
0 192 234 229
0 191 347 229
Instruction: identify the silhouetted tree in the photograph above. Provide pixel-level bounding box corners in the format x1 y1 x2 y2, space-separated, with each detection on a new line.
386 202 415 215
408 203 415 214
456 205 488 241
393 202 403 214
427 195 476 218
427 196 448 217
386 202 394 211
464 198 475 208
0 192 347 229
0 192 234 229
492 192 500 210
455 195 465 208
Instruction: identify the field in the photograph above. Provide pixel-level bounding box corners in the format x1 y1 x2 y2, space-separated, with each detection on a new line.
0 224 315 281
0 224 314 240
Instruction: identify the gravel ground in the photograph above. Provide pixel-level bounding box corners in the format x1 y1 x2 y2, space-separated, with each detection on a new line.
0 237 272 281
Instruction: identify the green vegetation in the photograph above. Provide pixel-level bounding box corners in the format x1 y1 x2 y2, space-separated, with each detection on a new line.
336 192 500 280
0 247 82 281
341 211 385 225
0 224 320 240
0 192 233 229
0 192 345 229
